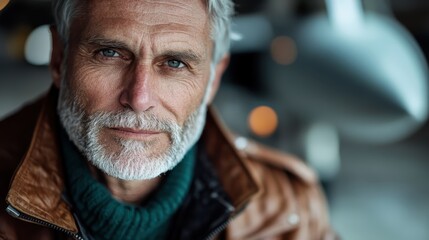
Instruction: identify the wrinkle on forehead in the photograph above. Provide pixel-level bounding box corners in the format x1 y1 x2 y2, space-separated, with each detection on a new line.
86 0 208 27
80 0 211 47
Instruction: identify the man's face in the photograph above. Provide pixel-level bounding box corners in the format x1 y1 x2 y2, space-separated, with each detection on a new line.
54 0 218 180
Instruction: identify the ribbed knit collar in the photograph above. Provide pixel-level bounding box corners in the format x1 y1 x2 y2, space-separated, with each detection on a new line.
59 128 195 240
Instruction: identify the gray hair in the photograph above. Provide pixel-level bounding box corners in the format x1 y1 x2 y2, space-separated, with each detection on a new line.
52 0 234 64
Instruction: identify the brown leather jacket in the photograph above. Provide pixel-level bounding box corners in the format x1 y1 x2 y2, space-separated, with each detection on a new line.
0 88 336 240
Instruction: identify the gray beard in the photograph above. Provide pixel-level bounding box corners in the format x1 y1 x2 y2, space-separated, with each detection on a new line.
57 86 208 180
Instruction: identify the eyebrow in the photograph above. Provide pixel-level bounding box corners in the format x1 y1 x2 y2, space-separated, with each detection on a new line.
161 50 203 65
85 36 129 50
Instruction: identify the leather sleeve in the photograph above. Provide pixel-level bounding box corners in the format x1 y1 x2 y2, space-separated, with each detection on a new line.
226 138 338 240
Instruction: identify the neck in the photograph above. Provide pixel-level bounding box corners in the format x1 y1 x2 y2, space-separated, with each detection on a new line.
89 164 163 205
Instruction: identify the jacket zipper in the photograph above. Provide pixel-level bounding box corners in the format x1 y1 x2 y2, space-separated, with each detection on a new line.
6 205 85 240
203 192 236 240
204 217 233 240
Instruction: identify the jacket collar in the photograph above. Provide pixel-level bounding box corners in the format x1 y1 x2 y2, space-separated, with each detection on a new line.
6 87 258 233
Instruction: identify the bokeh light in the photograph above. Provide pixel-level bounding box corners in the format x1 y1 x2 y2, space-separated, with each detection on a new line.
270 36 298 65
0 0 9 11
24 24 52 65
248 106 278 137
7 25 32 60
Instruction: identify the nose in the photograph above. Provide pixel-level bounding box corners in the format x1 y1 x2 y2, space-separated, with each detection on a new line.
119 64 156 113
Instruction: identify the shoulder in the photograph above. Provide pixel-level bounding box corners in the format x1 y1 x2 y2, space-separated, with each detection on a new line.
235 136 318 184
0 90 63 240
226 136 335 240
0 95 45 208
0 96 44 167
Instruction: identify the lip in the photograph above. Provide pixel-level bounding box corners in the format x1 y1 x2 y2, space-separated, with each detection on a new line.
108 127 161 138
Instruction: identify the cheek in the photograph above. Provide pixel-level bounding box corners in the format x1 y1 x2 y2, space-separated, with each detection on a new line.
67 61 126 113
159 72 209 125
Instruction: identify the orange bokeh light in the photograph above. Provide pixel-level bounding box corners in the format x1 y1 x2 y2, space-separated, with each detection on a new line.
0 0 9 11
248 106 278 137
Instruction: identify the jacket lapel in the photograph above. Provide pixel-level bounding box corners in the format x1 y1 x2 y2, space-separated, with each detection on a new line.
202 107 259 212
6 87 78 233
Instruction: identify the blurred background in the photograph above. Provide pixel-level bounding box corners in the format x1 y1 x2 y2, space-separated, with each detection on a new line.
1 0 428 239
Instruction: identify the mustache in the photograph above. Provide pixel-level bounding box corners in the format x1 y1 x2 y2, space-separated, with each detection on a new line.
87 110 179 133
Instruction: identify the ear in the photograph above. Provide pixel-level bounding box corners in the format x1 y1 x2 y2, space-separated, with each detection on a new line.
49 25 64 88
207 54 230 104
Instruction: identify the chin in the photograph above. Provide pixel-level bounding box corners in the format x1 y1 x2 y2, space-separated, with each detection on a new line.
85 140 180 180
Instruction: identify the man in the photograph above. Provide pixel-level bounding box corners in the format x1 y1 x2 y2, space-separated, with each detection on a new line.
0 0 336 239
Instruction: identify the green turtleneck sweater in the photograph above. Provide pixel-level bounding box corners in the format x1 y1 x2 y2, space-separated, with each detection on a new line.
60 130 195 240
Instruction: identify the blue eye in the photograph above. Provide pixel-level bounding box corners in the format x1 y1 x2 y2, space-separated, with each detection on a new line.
100 49 120 57
167 59 185 68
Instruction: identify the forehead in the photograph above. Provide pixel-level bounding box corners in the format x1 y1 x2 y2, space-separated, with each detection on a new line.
85 0 208 26
71 0 211 54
